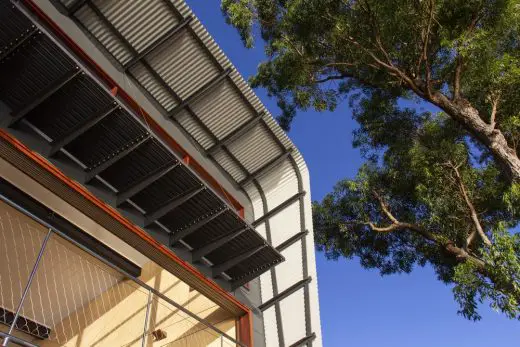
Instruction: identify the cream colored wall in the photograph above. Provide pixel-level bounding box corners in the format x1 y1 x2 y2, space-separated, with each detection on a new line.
0 200 236 346
38 261 236 347
0 161 238 347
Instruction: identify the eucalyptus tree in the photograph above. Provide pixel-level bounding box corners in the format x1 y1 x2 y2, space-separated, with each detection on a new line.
222 0 520 320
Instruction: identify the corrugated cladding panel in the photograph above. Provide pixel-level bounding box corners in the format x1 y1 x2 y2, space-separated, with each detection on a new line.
268 204 302 247
275 242 304 293
92 0 178 54
129 62 178 111
176 109 215 149
262 306 280 347
258 159 299 210
76 0 180 65
147 31 220 101
280 289 307 345
191 77 255 140
212 149 247 182
172 0 230 69
75 5 133 65
227 123 282 174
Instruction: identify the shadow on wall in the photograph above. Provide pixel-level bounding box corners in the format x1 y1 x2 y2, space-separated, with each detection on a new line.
0 201 236 347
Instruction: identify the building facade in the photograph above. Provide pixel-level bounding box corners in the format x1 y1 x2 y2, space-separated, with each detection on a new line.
0 1 322 346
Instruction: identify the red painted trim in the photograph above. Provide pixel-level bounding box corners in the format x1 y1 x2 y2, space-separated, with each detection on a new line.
21 0 244 214
237 311 254 347
0 130 251 317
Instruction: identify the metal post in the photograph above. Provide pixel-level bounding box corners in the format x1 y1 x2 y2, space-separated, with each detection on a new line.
2 228 52 347
141 289 152 347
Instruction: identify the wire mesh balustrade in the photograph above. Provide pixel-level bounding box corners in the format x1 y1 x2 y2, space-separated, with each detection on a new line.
0 197 238 347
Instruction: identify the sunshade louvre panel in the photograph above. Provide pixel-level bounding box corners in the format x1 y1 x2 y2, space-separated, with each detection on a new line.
0 3 283 289
206 232 265 266
182 211 243 249
0 0 33 48
25 74 114 141
158 189 224 231
98 139 178 192
131 166 201 213
64 109 149 169
0 34 76 111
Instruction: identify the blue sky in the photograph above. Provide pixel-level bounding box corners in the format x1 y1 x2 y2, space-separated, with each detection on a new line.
186 2 520 346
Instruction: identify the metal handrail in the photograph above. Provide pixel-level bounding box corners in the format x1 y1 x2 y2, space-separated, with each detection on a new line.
0 332 38 347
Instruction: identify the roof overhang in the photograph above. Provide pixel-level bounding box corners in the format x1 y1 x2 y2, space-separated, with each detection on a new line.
0 0 283 294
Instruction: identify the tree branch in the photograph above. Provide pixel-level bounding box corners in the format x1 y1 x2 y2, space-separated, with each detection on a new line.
489 91 501 129
447 161 492 247
372 190 399 224
350 190 487 269
453 55 463 100
341 34 426 97
421 0 435 97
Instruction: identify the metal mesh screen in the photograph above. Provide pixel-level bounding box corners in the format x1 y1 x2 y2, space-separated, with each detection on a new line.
0 199 237 347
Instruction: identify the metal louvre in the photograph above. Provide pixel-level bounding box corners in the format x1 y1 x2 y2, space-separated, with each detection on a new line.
0 33 76 111
130 164 198 212
64 108 149 169
25 73 114 141
98 138 177 192
0 3 283 289
158 188 223 230
183 211 243 248
205 232 265 267
0 1 34 49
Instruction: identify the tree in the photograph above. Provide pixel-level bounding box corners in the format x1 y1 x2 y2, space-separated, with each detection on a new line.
222 0 520 320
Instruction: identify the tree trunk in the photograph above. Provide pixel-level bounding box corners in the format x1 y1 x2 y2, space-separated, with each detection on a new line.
432 93 520 181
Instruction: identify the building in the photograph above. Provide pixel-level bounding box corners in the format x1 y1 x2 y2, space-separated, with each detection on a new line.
0 0 322 346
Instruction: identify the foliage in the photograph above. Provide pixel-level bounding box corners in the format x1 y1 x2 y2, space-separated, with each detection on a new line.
222 0 520 319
